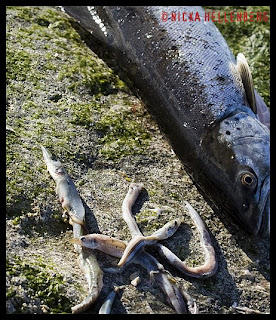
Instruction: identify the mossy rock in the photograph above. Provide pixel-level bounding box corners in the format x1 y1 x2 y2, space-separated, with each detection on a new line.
6 6 270 314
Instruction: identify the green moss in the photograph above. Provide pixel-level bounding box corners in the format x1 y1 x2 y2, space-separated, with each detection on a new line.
95 105 151 160
6 48 33 82
6 131 40 218
6 151 45 218
8 6 40 23
135 209 160 234
7 6 128 97
170 192 181 201
6 255 71 313
57 54 128 95
68 102 100 128
6 130 19 166
11 216 21 226
204 6 270 107
185 258 201 267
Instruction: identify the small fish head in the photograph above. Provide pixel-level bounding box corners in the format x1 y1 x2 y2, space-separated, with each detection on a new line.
41 146 66 179
46 162 66 181
80 236 97 249
71 236 98 249
54 166 66 175
202 112 270 237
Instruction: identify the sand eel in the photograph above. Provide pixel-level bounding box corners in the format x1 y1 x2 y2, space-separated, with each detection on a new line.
41 146 103 313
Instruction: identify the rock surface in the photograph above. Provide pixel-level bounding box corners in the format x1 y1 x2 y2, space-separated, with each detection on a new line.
6 6 270 314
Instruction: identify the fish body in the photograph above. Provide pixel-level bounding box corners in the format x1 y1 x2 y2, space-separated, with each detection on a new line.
118 218 181 267
137 251 189 314
72 250 104 314
71 234 127 258
98 286 122 314
63 6 270 237
121 183 144 237
41 145 87 237
41 146 103 313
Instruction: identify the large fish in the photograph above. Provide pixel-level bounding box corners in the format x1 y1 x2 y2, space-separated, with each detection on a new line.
62 6 270 237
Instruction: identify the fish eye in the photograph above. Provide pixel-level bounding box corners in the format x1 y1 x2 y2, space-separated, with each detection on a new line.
240 172 257 189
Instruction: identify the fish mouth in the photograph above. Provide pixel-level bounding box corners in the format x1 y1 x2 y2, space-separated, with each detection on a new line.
217 178 270 238
255 173 270 238
258 193 270 238
70 238 82 245
247 175 270 238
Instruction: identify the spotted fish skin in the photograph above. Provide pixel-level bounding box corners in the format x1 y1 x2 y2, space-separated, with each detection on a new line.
62 6 270 237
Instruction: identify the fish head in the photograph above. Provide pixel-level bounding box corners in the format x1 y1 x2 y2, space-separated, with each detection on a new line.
48 162 66 180
71 236 98 249
202 112 270 237
41 145 66 180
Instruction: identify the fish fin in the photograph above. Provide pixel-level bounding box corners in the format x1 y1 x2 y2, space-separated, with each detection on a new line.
254 89 270 129
68 218 74 226
237 53 256 113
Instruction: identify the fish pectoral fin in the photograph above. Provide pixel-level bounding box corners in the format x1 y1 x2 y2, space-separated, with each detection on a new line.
69 215 89 234
237 53 256 113
254 88 270 129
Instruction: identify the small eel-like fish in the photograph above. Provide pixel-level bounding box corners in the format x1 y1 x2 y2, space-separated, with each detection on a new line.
71 234 127 258
41 145 88 236
117 218 182 267
73 219 182 267
41 146 103 313
73 232 192 314
72 249 104 314
155 201 217 278
42 147 215 314
98 286 123 314
121 183 217 278
121 182 144 237
120 183 194 313
137 251 197 314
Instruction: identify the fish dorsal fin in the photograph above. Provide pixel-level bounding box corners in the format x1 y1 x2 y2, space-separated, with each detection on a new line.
237 53 257 114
